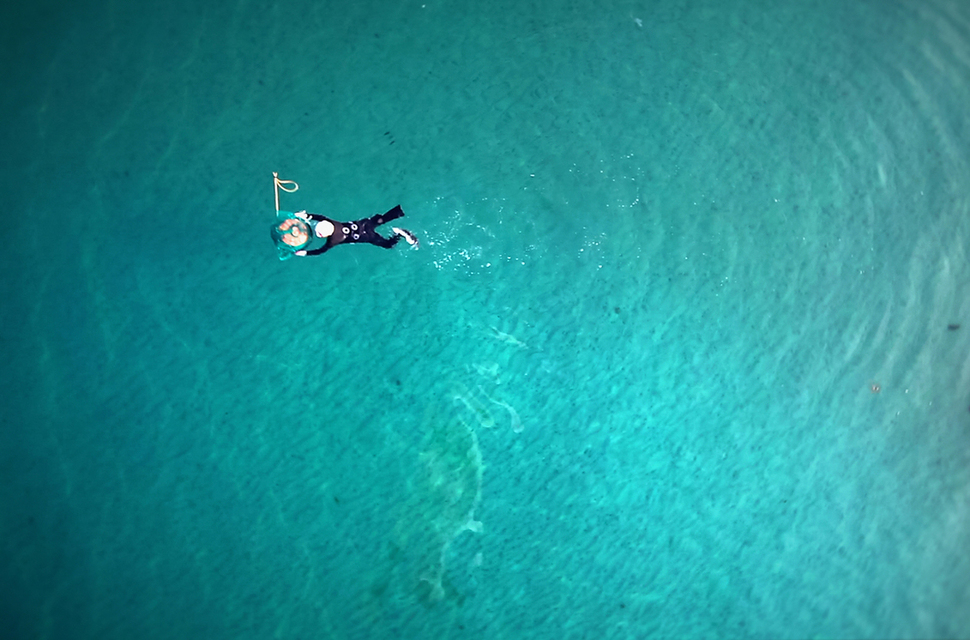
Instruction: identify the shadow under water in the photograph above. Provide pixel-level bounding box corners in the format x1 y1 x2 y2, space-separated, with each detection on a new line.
373 397 485 607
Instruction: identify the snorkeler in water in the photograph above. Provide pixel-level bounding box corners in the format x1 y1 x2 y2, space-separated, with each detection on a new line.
268 174 418 259
271 205 418 258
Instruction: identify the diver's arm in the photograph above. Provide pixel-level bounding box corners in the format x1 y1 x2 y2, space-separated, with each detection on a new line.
301 244 332 256
294 210 327 222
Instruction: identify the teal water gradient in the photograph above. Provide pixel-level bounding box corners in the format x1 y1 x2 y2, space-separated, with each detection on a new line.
2 0 969 638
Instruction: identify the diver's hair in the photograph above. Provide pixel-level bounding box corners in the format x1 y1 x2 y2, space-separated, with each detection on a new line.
269 217 313 244
270 218 308 250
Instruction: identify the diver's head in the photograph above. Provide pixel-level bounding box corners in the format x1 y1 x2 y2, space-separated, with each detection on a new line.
315 220 335 238
271 217 311 251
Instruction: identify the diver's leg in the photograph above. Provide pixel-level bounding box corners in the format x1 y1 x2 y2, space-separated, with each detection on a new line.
370 205 404 226
371 233 400 249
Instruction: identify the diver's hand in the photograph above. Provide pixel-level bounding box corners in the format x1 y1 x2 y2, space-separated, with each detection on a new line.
295 250 307 256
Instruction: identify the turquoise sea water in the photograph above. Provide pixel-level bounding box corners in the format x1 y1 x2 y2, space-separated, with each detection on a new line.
2 0 969 638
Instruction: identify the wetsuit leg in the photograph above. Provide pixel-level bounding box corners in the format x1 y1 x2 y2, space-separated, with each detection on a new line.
370 205 404 226
371 233 400 249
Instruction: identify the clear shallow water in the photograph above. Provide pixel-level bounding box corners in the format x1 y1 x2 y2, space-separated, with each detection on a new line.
1 0 969 638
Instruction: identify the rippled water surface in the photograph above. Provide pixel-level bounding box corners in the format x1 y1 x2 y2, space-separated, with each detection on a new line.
1 0 968 638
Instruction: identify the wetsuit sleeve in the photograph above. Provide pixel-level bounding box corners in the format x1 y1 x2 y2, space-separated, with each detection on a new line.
303 244 332 256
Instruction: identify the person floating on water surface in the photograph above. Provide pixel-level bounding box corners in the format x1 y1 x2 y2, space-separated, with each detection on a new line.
269 172 418 260
292 206 414 256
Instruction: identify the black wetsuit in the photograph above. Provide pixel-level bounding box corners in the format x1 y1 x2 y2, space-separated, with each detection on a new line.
303 205 404 256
